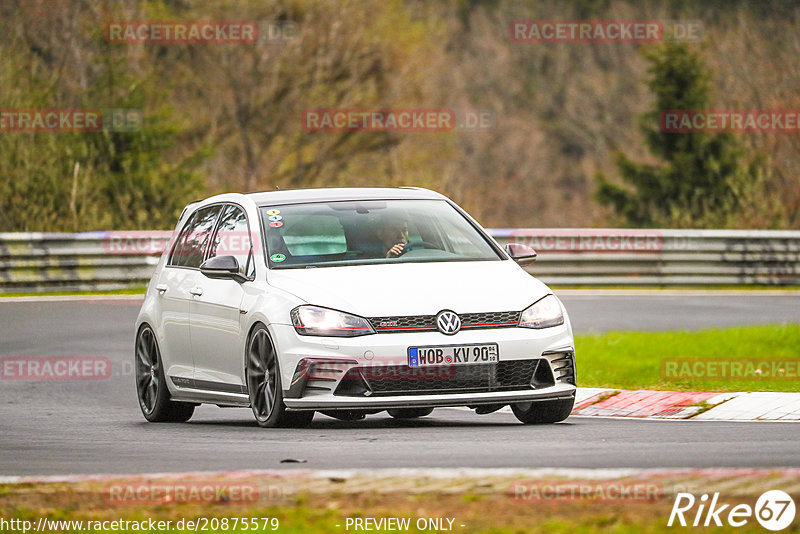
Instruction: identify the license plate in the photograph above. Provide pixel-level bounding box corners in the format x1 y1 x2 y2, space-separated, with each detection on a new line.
408 343 499 367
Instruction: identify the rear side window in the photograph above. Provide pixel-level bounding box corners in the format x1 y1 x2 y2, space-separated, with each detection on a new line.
168 205 223 268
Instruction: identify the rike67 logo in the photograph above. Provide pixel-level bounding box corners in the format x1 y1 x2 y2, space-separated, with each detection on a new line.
668 491 796 531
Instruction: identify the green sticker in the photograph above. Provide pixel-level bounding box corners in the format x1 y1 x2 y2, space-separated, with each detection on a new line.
270 253 286 263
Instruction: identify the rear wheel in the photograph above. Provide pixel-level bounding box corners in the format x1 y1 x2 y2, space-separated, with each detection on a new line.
387 407 434 419
511 397 574 424
135 325 195 423
246 325 314 428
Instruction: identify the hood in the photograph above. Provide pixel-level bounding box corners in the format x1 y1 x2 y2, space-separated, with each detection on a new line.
266 260 550 317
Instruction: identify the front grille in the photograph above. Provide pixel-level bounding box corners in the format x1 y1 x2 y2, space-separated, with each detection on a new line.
461 311 520 328
334 359 553 397
369 311 520 333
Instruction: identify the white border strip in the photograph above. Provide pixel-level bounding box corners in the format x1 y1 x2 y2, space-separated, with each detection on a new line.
2 466 799 485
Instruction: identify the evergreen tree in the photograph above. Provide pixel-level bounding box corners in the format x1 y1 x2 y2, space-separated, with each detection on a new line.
596 43 766 228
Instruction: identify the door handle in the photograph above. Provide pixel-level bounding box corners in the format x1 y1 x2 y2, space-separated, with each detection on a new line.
189 287 203 296
155 284 168 294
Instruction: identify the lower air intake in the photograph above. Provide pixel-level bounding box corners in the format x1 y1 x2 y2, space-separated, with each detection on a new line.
334 359 553 397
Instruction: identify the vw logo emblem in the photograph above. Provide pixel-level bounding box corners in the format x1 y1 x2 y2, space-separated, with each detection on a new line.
436 310 461 335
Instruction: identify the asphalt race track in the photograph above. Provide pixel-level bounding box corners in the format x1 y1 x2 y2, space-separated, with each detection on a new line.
1 293 799 476
561 292 800 332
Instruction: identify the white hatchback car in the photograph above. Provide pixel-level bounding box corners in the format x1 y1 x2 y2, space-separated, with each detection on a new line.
135 187 576 427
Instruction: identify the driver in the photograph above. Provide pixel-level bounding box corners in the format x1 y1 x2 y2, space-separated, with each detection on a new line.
376 214 409 258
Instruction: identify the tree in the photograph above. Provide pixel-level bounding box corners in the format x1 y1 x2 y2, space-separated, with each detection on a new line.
0 0 204 232
596 43 767 228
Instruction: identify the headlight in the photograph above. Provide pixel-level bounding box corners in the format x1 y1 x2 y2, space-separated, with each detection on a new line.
518 295 564 329
290 305 375 337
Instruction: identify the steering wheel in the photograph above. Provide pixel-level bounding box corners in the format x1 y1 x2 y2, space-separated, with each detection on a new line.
401 241 439 253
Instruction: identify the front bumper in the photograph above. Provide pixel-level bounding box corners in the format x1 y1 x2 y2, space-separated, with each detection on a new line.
270 322 576 410
284 384 576 410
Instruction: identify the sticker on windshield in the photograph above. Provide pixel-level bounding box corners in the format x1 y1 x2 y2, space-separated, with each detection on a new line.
266 209 281 215
270 253 286 262
268 214 283 222
269 220 284 228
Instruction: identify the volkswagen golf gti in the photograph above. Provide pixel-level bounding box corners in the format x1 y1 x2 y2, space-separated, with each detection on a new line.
135 187 576 427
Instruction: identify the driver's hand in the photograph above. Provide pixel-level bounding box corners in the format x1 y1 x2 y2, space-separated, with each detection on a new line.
386 243 405 257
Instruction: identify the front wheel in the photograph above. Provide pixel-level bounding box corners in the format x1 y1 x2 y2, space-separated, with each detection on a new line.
135 325 195 423
246 325 313 428
511 397 574 424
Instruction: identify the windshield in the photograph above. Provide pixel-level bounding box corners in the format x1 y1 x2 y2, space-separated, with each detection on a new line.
260 199 502 269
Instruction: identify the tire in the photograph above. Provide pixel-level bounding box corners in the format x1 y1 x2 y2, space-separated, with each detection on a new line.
511 397 574 424
135 325 195 423
246 324 314 428
387 407 434 419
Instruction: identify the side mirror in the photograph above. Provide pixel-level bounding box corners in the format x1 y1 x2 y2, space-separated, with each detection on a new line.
200 255 245 282
505 243 537 266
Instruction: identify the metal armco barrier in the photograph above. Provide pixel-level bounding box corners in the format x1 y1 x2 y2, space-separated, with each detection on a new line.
0 232 162 293
494 228 800 286
1 229 800 293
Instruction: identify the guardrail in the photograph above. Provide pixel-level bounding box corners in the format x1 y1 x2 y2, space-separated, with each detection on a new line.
0 232 162 293
1 229 799 293
493 229 800 286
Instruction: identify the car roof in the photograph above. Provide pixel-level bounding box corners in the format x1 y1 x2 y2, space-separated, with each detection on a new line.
245 187 446 206
179 187 449 222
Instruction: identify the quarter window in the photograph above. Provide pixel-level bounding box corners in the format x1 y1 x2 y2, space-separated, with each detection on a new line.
168 205 223 268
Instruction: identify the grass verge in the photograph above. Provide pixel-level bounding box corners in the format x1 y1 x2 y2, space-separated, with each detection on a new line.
0 472 784 534
576 323 800 392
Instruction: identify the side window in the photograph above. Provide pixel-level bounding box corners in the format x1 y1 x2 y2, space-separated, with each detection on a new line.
208 205 252 275
168 205 223 268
